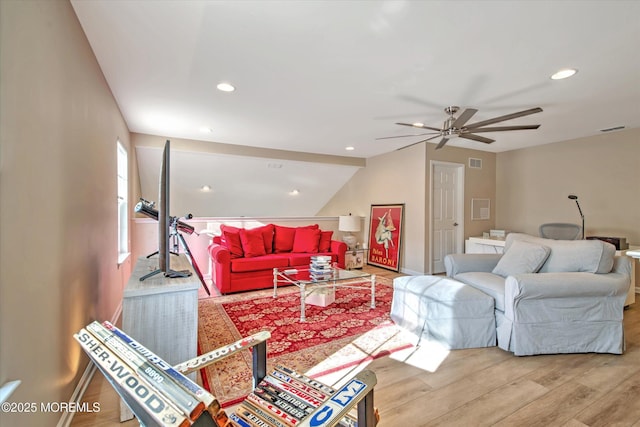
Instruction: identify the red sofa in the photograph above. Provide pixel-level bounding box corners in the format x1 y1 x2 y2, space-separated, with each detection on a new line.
208 223 347 294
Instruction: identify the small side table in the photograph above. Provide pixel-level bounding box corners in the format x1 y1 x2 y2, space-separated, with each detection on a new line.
346 248 368 270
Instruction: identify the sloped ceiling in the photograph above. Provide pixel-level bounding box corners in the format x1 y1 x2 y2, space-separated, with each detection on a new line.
71 1 640 216
136 144 361 217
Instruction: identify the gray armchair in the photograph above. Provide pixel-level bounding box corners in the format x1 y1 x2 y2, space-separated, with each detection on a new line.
539 222 581 240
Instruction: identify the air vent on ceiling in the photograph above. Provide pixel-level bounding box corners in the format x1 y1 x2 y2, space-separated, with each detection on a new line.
469 158 482 169
600 126 625 133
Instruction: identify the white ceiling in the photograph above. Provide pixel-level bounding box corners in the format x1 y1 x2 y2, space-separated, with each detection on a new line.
71 0 640 216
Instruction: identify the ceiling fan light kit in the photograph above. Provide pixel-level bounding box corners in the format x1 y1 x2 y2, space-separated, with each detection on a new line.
380 105 543 150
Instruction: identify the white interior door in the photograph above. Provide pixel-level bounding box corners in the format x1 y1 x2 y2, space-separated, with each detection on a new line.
431 162 464 273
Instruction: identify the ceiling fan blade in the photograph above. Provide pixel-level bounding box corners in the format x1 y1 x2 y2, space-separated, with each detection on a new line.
459 133 494 144
452 108 478 128
396 122 442 132
469 125 540 133
465 107 543 129
376 132 439 140
435 137 449 150
395 134 442 151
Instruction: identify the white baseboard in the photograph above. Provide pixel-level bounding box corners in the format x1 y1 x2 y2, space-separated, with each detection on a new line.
56 363 97 427
57 301 123 427
399 267 423 276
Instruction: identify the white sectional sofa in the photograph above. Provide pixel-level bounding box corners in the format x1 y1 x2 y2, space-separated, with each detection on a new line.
445 233 632 356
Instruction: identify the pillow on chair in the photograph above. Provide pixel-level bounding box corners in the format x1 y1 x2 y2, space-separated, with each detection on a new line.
492 240 551 278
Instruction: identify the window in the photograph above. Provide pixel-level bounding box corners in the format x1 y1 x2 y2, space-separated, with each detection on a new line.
117 140 129 264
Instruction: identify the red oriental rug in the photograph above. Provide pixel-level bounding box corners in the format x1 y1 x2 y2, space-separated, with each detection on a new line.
197 277 414 407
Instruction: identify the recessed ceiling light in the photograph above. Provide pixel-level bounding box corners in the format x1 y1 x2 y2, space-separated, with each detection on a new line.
345 146 355 151
216 82 235 92
200 185 212 192
289 189 299 196
412 122 425 127
551 68 577 80
199 127 213 133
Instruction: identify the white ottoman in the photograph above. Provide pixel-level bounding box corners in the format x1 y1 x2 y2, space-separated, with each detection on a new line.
391 275 496 349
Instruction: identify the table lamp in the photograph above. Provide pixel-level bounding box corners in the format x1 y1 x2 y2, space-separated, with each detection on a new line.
338 214 360 250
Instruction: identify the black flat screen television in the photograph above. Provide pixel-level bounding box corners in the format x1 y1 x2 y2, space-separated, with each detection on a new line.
139 139 191 281
158 139 170 273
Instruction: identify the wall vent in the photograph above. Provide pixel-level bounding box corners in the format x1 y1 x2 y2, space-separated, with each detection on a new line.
469 158 482 169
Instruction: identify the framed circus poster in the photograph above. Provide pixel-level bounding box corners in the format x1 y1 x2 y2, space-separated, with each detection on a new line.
367 204 404 272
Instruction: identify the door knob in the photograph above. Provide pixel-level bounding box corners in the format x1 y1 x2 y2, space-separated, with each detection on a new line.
453 222 459 226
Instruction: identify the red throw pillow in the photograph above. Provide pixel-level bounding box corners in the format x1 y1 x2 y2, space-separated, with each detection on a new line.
292 228 321 253
273 225 296 253
254 224 274 254
221 227 243 258
274 224 319 253
239 227 267 258
318 230 333 252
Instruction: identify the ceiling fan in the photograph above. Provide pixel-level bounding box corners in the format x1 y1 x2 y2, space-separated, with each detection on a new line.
378 106 543 150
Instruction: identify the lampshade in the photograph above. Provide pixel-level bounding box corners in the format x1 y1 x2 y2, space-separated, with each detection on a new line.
338 215 361 232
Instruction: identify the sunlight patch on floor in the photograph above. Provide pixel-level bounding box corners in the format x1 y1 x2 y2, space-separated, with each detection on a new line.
389 337 450 373
305 322 414 389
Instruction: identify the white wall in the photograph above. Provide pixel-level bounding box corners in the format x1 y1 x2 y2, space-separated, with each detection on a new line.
0 2 131 425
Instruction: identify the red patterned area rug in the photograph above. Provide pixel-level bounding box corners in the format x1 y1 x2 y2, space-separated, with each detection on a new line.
197 277 414 407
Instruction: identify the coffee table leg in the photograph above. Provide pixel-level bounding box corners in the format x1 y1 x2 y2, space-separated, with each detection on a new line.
300 282 306 322
273 268 278 298
370 274 376 308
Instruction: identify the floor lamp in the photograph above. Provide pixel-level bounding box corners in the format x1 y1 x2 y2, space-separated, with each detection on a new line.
568 195 585 239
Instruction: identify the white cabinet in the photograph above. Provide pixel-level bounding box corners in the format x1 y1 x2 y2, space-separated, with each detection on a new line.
465 237 505 254
618 247 639 306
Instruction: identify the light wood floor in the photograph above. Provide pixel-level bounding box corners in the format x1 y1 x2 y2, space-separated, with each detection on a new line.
71 266 640 426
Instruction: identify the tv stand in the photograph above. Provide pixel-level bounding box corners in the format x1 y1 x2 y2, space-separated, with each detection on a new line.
122 255 199 421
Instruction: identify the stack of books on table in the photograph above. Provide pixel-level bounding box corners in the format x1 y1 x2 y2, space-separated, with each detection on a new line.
309 255 333 281
232 365 361 427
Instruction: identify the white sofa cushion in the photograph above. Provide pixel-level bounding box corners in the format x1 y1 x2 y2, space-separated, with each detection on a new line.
454 272 506 312
505 233 615 274
492 240 550 278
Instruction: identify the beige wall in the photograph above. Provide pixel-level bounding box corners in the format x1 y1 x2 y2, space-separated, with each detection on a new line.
496 128 640 244
319 144 496 274
0 1 131 425
319 142 496 275
426 145 498 239
319 143 427 274
496 128 640 288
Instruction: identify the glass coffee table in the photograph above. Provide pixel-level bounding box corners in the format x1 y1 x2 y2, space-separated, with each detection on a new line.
273 267 376 322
